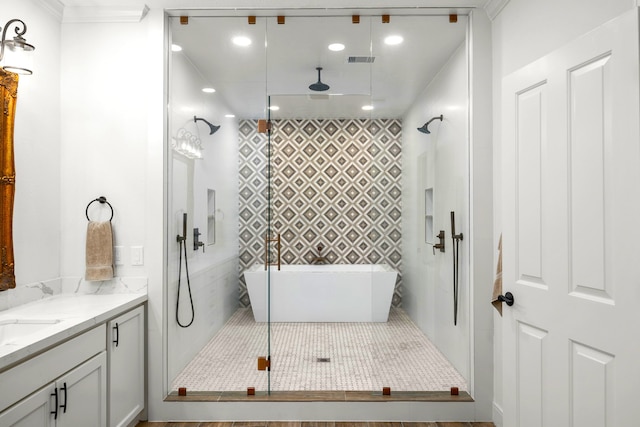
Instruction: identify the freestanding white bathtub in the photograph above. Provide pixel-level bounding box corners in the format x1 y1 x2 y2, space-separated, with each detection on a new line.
243 264 398 322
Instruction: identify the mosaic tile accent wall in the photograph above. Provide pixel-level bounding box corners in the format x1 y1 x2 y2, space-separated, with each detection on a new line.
238 118 403 308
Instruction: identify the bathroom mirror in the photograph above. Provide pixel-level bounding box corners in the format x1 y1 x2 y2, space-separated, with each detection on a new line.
0 69 19 291
167 11 470 397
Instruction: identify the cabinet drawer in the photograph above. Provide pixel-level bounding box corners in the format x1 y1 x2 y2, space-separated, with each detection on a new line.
0 324 106 412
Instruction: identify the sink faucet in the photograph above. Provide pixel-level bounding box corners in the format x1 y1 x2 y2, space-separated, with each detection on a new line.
312 244 328 264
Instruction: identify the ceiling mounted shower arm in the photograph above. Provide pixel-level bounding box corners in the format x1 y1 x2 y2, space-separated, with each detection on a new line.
309 67 330 92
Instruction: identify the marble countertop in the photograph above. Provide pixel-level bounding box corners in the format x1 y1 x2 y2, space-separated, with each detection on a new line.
0 293 147 371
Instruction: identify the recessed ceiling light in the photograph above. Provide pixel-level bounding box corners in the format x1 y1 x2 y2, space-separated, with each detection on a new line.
328 43 345 52
171 44 182 52
384 35 404 45
362 105 374 111
233 36 252 47
269 105 280 111
225 114 236 118
202 87 216 93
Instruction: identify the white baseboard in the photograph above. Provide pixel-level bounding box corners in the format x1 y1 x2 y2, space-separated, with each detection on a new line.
492 401 504 427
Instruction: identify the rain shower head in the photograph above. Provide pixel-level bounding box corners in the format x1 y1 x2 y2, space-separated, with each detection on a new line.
417 115 443 134
194 116 220 135
309 67 330 92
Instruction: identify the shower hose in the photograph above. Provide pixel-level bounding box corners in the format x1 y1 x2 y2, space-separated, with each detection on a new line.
176 231 195 328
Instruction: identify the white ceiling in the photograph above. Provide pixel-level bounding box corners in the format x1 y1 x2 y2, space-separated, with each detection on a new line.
170 13 467 119
55 1 474 119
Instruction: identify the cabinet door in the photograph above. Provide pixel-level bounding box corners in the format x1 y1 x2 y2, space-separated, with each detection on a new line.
56 352 107 427
0 385 55 427
108 305 144 427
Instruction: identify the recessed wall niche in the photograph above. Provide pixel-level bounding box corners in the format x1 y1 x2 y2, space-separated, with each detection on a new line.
238 118 403 308
425 188 434 244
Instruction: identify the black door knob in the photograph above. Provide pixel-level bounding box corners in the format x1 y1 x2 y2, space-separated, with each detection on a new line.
498 292 514 306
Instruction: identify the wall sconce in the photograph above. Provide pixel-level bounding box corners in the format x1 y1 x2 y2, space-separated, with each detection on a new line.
171 128 203 159
0 19 35 75
171 116 220 159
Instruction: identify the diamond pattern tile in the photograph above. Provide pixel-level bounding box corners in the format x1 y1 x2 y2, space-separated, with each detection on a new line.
238 119 403 308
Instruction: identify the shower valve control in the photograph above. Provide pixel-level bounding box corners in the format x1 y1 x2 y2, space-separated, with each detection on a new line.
193 228 205 252
433 230 446 254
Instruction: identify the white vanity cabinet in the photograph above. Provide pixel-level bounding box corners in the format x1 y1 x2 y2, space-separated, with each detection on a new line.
53 352 108 427
0 383 54 426
107 305 145 427
0 326 107 426
0 298 146 427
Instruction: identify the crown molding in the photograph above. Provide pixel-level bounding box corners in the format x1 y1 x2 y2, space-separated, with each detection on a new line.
34 0 65 20
484 0 510 20
62 5 150 23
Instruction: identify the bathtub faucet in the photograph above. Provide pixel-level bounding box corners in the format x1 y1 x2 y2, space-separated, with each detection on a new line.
312 244 328 264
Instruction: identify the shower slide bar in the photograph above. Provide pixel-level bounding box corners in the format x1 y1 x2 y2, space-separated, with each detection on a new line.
450 211 463 326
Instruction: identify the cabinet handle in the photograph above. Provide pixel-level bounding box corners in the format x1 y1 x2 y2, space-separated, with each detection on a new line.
60 382 67 413
113 322 119 347
50 387 58 419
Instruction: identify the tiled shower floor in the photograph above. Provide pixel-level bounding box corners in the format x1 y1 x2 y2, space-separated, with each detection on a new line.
171 308 467 392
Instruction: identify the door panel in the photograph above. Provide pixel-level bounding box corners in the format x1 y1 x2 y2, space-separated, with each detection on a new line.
502 9 640 427
516 83 546 286
568 54 611 300
516 322 546 427
570 341 614 427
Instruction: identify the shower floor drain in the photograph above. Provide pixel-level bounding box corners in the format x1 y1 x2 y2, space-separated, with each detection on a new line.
316 357 331 363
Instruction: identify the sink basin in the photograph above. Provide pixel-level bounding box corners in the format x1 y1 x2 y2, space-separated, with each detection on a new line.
0 319 62 345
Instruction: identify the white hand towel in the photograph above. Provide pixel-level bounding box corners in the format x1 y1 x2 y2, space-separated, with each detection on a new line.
85 221 114 281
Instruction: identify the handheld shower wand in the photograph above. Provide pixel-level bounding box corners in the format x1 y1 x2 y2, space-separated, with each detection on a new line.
176 212 195 328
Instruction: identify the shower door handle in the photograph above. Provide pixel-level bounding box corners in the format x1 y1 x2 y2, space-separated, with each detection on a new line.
264 233 281 270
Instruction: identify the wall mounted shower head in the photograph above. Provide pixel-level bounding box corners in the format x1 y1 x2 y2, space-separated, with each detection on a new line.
309 67 330 92
417 114 444 134
194 116 220 135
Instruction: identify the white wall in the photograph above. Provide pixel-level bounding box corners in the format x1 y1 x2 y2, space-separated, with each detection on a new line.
401 12 494 423
402 41 470 380
166 45 239 382
60 19 149 281
167 48 239 269
0 0 62 309
490 0 635 425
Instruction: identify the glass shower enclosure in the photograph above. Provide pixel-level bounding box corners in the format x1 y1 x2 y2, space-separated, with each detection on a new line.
166 11 469 397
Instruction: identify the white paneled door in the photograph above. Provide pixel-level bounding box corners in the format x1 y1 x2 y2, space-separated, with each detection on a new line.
501 9 640 427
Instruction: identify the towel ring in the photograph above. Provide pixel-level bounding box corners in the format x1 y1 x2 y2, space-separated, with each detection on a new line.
86 196 114 222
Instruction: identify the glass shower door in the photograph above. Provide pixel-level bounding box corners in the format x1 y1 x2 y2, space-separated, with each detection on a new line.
168 15 273 395
166 10 471 398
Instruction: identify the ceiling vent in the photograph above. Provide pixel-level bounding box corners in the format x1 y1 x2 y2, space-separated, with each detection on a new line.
348 56 376 63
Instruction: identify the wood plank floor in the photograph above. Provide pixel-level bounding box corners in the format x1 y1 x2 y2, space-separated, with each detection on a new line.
136 423 495 427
